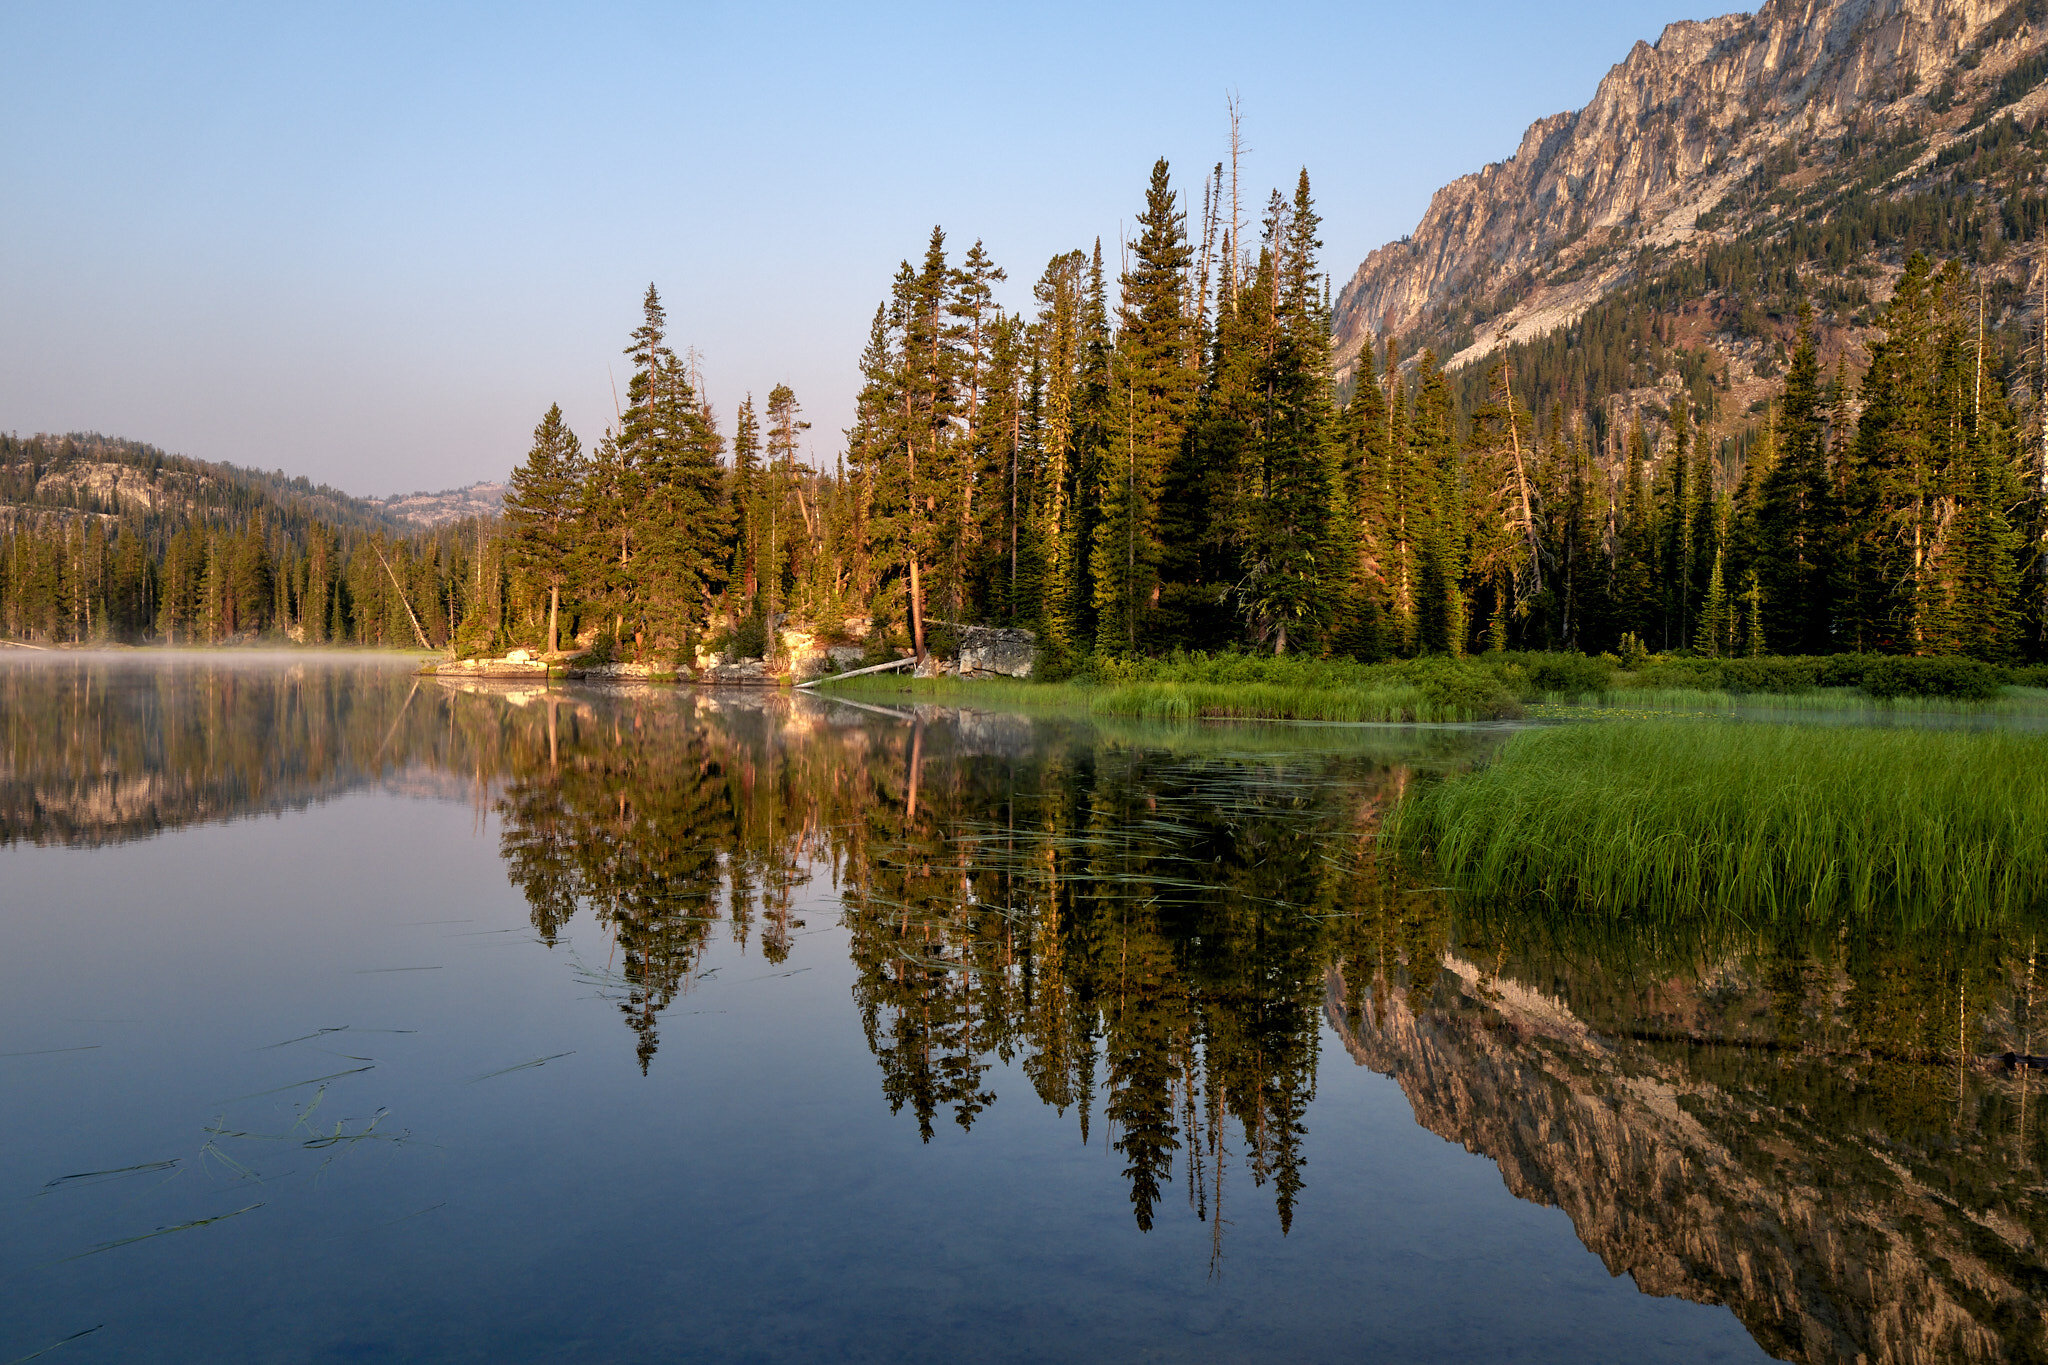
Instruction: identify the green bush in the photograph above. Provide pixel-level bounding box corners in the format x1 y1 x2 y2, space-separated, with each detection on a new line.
728 615 770 660
1482 651 1614 698
1399 658 1522 719
1860 655 2002 699
1605 652 2016 702
450 613 502 659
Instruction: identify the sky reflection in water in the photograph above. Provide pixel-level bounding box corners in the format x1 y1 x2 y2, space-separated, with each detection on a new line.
1 655 2040 1363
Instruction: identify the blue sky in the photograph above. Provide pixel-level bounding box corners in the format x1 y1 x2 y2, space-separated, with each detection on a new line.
1 1 1730 497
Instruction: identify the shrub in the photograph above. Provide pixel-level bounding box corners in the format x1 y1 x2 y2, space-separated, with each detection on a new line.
450 613 502 660
1516 651 1614 697
1400 658 1522 720
1860 655 2002 700
727 615 770 660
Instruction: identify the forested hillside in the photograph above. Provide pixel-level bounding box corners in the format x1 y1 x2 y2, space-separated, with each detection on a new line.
0 432 487 647
0 432 402 538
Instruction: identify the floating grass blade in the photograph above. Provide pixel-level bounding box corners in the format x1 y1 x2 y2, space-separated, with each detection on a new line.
469 1052 575 1083
5 1325 103 1363
217 1065 374 1103
38 1160 180 1195
61 1203 264 1261
258 1027 350 1050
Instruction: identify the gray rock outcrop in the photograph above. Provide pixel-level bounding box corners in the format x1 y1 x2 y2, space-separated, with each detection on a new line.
955 625 1036 678
1330 0 2046 384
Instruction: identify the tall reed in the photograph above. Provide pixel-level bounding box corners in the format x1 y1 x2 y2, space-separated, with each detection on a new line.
1386 720 2048 923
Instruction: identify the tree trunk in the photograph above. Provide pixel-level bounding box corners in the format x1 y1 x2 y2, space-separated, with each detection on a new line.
908 555 927 658
548 583 560 655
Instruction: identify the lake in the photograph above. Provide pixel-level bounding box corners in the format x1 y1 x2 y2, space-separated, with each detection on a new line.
1 654 2040 1363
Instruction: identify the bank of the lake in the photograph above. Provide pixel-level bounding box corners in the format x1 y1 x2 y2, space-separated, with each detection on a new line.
819 649 2048 726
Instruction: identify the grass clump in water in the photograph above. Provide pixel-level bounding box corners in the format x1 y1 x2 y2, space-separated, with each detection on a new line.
1386 720 2048 922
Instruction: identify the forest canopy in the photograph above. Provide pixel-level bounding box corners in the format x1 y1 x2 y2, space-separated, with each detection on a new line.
6 152 2047 667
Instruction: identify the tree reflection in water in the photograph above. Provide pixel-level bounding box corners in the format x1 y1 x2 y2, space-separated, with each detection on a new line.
485 687 1429 1242
6 656 2046 1362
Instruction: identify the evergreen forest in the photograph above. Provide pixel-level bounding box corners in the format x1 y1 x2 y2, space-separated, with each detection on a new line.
6 156 2048 669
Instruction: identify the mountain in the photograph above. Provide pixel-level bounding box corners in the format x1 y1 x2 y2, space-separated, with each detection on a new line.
1332 0 2048 435
0 432 406 539
370 481 505 527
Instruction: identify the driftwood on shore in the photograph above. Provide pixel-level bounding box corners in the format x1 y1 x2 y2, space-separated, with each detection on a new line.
797 656 915 690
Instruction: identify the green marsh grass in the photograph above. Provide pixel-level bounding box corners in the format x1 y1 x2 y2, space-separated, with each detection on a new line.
821 650 2048 726
1387 720 2048 923
824 654 1524 723
1088 679 1492 722
1539 685 2048 718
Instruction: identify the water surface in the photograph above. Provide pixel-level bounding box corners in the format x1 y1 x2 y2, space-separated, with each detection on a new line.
1 655 2040 1363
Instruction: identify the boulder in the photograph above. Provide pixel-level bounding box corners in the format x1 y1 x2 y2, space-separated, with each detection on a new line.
578 661 676 682
426 655 550 679
956 625 1035 679
778 628 830 680
700 658 773 686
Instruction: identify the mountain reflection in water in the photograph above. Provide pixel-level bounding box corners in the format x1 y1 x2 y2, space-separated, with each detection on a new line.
4 655 2043 1364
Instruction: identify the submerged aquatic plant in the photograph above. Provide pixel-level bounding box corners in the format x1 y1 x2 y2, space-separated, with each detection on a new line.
1386 720 2048 923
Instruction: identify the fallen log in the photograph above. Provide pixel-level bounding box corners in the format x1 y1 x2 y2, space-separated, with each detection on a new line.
797 655 915 690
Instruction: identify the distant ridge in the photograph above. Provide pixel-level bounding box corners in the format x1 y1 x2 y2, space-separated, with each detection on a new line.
370 481 504 527
0 431 405 538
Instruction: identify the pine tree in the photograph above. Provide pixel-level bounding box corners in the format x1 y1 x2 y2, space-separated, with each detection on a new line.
1843 255 1937 652
950 243 1005 622
731 394 761 606
621 288 728 655
1611 418 1655 645
980 314 1028 625
1239 171 1342 654
1024 252 1087 649
1329 336 1392 659
765 382 812 623
505 403 586 654
1095 164 1195 656
1410 353 1465 655
1756 300 1835 653
1696 542 1731 657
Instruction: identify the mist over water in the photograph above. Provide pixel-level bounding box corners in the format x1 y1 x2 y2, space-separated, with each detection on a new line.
1 656 2039 1362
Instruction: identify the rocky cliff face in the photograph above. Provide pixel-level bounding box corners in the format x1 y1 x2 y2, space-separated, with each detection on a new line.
1331 0 2048 385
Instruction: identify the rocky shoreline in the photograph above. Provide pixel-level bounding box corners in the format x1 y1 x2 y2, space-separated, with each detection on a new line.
419 624 1035 686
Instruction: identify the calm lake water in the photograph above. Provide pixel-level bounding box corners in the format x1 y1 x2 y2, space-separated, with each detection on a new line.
2 655 2042 1364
